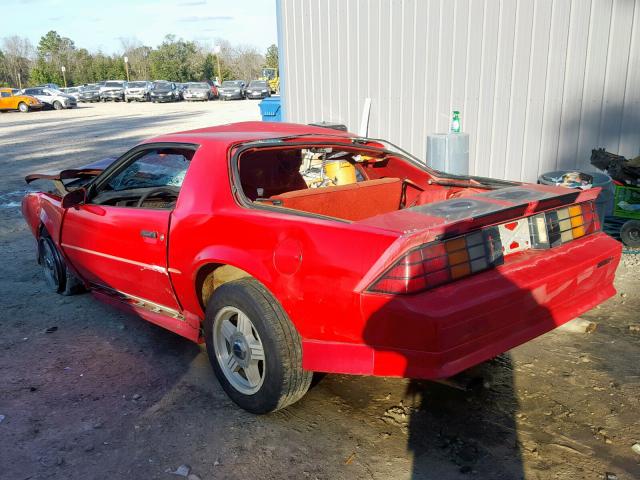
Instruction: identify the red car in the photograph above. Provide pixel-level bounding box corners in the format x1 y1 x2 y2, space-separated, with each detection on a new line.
22 122 621 413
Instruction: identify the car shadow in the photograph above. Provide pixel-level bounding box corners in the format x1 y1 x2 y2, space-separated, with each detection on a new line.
358 221 574 479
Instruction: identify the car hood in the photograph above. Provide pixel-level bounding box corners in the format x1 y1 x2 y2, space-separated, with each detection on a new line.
152 88 173 93
185 88 209 92
24 156 117 193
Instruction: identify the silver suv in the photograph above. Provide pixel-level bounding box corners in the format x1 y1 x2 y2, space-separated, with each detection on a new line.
100 81 126 102
21 87 77 110
124 81 152 102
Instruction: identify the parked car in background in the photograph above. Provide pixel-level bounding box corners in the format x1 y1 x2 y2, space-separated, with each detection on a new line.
176 83 188 96
245 80 271 100
124 81 152 102
150 81 181 102
62 86 83 101
219 80 246 100
205 79 219 99
100 81 126 102
78 85 101 103
21 122 621 414
182 82 212 101
35 83 60 90
21 87 77 110
0 87 43 112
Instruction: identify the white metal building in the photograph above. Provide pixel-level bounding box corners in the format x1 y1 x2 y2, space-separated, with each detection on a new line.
276 0 640 182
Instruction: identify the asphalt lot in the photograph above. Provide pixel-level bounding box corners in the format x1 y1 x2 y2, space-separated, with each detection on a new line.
0 101 639 480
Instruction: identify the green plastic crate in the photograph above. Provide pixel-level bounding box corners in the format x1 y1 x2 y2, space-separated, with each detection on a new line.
613 184 640 220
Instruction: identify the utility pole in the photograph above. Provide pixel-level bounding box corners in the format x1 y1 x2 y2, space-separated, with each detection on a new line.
124 56 130 82
214 45 222 84
17 72 22 90
61 66 67 88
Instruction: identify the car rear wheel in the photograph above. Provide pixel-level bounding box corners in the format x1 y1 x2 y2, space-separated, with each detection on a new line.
53 101 63 110
620 220 640 248
204 278 312 414
18 102 29 113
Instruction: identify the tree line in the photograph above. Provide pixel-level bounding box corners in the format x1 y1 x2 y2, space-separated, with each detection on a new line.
0 30 279 88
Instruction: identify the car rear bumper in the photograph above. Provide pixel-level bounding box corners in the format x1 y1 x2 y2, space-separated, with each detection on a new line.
302 232 621 378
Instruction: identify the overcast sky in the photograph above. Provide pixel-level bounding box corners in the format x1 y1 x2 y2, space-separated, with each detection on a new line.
4 0 278 53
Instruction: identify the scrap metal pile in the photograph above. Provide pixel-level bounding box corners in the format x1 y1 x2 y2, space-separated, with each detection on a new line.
591 148 640 186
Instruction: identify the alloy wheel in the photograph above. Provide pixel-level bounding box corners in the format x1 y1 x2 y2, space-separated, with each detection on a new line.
213 306 266 395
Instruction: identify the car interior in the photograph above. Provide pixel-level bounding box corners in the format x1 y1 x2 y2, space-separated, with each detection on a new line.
89 148 194 209
239 146 484 221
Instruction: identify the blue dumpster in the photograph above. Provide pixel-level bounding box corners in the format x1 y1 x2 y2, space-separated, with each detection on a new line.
259 96 282 122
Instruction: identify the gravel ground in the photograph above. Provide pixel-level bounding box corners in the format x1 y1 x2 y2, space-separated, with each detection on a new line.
0 102 639 480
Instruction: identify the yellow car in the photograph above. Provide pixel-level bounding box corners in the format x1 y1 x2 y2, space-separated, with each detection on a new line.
0 88 43 113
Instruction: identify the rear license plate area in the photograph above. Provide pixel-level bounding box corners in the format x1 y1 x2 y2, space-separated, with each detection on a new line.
498 219 531 255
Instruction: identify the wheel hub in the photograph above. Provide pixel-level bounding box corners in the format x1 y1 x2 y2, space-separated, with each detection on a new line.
231 334 250 366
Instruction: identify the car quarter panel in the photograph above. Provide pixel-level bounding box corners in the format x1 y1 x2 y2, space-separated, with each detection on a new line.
166 142 400 342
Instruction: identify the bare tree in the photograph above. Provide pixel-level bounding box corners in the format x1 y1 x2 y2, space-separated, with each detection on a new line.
1 36 34 88
119 37 152 80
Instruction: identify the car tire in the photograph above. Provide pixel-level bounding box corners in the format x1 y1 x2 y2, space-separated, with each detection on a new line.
620 220 640 248
18 102 29 113
53 101 63 110
204 278 312 414
38 235 85 295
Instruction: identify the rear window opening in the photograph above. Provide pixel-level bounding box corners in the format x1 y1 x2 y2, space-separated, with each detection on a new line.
236 146 485 221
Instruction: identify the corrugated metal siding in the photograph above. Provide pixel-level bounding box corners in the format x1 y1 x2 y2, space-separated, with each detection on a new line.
278 0 640 182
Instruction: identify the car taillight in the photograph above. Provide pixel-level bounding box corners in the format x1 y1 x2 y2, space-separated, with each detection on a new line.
368 227 505 295
368 201 600 295
529 201 600 249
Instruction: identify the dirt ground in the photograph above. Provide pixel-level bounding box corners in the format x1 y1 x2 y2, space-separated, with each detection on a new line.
0 102 639 480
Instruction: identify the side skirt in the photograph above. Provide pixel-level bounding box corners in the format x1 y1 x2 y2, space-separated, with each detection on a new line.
90 284 201 343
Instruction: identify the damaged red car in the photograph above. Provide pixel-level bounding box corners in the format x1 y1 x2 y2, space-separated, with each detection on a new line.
22 122 621 413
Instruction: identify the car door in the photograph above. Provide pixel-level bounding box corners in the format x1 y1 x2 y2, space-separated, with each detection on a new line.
28 89 48 105
0 91 11 110
61 145 196 312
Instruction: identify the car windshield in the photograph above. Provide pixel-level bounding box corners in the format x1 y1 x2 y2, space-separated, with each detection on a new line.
105 82 123 87
153 82 170 89
222 81 241 87
188 83 208 89
128 82 147 88
249 81 267 88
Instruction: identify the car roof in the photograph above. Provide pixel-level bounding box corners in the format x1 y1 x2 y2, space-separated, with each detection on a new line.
145 122 353 149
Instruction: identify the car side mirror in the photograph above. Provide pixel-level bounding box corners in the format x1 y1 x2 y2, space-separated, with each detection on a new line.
62 187 87 209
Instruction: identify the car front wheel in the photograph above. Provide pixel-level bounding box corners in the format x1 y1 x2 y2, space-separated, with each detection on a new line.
18 102 29 113
38 234 85 295
53 101 63 110
204 278 312 414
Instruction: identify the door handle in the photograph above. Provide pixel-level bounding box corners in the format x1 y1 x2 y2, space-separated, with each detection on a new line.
140 230 157 239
